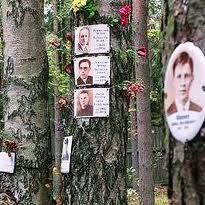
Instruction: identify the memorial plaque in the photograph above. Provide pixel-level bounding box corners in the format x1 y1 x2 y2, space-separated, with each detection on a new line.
74 88 109 118
74 56 110 86
75 24 110 55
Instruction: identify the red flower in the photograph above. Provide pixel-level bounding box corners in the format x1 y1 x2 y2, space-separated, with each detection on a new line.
126 82 144 97
120 16 129 27
118 4 131 27
118 5 131 17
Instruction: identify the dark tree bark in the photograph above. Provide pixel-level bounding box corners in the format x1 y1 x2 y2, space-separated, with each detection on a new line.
162 0 205 204
0 0 51 204
63 1 131 204
133 0 154 204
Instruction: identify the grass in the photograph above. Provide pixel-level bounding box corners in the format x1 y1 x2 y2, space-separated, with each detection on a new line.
128 186 168 205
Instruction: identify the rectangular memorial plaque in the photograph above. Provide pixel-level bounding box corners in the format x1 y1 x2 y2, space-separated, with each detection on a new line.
74 88 109 118
74 56 110 86
75 24 110 55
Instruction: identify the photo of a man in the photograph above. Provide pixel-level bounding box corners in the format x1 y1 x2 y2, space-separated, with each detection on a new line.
77 27 90 53
164 42 205 143
166 51 202 116
77 90 93 117
77 59 93 86
75 24 110 55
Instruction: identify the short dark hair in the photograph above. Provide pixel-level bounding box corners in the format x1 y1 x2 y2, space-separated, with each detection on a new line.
79 59 91 68
173 52 193 76
79 90 89 96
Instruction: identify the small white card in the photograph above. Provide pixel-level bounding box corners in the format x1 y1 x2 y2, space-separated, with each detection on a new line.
0 152 15 173
61 136 73 173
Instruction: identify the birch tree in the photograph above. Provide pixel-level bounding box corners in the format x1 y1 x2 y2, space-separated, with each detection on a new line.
63 0 133 204
0 1 51 204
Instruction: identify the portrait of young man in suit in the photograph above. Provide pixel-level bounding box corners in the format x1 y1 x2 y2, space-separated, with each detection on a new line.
167 51 202 116
77 90 93 117
77 59 93 86
77 27 90 53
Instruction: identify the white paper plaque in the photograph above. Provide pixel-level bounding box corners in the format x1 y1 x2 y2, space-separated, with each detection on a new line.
74 56 110 86
75 24 110 55
164 42 205 143
74 88 109 118
0 152 15 173
61 136 73 173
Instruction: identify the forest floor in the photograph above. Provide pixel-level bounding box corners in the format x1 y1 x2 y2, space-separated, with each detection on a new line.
128 186 168 205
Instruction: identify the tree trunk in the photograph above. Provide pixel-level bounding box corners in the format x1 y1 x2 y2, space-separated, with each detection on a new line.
52 0 64 203
64 1 131 204
0 1 51 204
133 0 154 204
130 97 138 190
162 0 205 204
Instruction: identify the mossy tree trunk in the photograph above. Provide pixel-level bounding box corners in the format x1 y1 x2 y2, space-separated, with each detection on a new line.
162 0 205 204
63 1 133 204
0 0 51 204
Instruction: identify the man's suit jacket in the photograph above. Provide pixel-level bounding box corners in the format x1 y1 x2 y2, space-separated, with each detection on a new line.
77 43 89 53
77 76 93 85
77 105 93 117
167 101 202 116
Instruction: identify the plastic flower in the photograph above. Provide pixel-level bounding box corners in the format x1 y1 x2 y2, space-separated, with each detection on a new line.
118 4 131 27
125 82 144 97
118 5 131 17
71 0 87 12
120 16 129 27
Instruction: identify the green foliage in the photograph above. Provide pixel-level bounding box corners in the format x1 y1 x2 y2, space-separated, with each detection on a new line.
148 1 163 126
127 167 136 188
81 0 98 19
58 1 72 20
107 13 119 28
72 0 99 22
47 34 71 96
44 3 53 32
